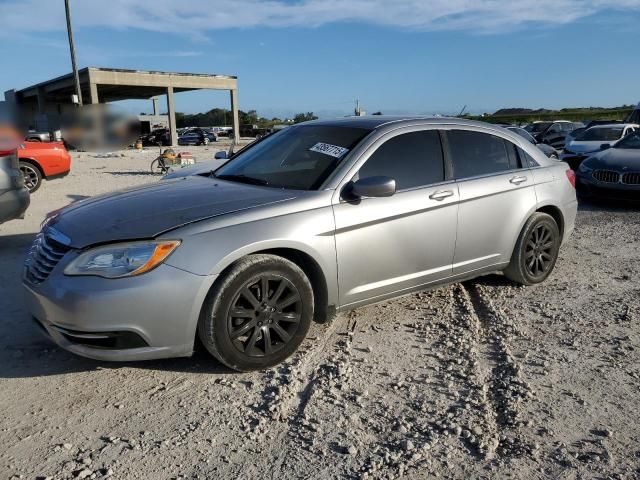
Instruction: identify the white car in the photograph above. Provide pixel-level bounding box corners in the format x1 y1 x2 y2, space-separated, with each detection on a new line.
561 123 639 169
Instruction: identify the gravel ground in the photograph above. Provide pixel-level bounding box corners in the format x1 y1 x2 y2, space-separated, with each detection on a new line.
1 144 639 479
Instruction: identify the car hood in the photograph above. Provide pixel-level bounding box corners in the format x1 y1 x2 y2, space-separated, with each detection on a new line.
566 140 613 154
162 159 225 179
583 148 640 170
48 176 297 248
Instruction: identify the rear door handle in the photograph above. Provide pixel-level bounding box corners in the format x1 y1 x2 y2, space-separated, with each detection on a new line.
509 175 528 185
429 190 454 201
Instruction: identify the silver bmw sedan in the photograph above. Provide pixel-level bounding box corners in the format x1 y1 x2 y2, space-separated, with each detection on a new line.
23 117 578 371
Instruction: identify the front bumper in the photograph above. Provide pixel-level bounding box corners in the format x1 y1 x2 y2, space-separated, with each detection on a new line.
576 174 640 201
0 186 30 223
23 262 217 361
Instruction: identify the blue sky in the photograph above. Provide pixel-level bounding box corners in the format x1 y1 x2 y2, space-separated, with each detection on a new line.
1 0 639 118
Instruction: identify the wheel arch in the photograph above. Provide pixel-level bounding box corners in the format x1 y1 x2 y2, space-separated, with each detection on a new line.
535 204 564 238
19 157 45 178
205 245 332 324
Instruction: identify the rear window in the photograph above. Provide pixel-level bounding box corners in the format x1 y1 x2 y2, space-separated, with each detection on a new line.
447 130 519 179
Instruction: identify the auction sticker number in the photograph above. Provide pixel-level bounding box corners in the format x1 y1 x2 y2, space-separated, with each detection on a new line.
309 142 349 158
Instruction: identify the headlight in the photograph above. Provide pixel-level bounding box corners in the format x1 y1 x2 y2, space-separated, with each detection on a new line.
64 240 180 278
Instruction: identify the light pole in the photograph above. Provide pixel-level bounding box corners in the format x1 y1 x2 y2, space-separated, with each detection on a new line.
64 0 83 106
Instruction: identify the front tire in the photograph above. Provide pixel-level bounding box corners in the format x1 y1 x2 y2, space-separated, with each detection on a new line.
198 254 314 371
19 161 42 193
504 213 560 285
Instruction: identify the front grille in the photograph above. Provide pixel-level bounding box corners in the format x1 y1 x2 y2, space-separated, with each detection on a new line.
592 170 620 184
24 233 71 284
622 172 640 185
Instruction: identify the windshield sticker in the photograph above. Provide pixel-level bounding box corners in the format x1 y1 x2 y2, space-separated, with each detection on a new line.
309 142 349 158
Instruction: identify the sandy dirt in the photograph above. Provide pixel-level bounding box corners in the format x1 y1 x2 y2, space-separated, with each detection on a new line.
1 144 639 479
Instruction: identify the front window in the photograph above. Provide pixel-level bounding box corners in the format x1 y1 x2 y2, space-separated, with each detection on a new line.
214 125 371 190
357 130 445 190
615 131 640 149
578 127 624 142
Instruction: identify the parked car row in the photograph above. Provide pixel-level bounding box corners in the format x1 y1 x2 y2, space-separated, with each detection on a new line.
0 148 30 224
524 120 583 150
561 123 638 169
0 139 72 224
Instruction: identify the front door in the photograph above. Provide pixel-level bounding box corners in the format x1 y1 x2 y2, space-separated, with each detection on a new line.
332 129 459 308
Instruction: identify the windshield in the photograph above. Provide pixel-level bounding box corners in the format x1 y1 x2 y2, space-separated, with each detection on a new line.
214 125 371 190
577 127 624 141
615 131 640 149
626 109 640 124
525 122 552 133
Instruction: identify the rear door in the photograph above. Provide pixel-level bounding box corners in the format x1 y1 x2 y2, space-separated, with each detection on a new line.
332 128 459 307
443 128 537 275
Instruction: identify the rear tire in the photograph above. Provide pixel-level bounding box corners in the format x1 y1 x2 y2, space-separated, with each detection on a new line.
19 161 42 193
504 213 560 285
198 254 313 371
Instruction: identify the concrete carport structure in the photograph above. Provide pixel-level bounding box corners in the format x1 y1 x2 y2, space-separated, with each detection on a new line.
5 67 240 145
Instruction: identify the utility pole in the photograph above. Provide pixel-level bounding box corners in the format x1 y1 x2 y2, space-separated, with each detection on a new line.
64 0 83 106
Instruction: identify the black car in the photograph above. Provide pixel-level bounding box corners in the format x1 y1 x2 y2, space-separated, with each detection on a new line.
576 131 640 200
502 126 559 159
141 128 171 146
524 121 582 150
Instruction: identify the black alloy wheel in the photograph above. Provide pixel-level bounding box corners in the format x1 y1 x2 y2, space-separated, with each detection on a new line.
198 254 313 371
227 274 302 357
524 223 555 279
504 212 560 285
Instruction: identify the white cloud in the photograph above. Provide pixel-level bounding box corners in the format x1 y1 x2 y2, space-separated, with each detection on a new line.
1 0 639 36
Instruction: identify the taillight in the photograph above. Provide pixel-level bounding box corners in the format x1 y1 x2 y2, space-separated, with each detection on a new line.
565 169 576 188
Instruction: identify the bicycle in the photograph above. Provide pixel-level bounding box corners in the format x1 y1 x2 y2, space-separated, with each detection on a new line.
150 144 176 175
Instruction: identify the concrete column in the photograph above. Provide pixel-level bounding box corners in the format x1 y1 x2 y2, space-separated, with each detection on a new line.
89 83 99 104
152 97 159 116
230 88 240 144
166 86 177 146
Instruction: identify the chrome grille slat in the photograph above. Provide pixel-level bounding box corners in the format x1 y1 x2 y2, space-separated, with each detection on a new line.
24 231 71 285
593 170 620 184
622 172 640 185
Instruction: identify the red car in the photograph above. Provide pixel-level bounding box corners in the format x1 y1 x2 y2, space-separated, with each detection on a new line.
18 141 71 193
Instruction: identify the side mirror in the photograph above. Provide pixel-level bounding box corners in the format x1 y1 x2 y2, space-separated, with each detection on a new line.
346 176 396 199
600 143 611 150
214 151 227 159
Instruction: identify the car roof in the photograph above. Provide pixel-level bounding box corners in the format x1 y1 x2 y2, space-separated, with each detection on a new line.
587 123 637 129
302 115 521 133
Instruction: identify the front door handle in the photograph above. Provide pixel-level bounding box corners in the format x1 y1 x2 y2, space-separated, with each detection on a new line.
509 175 528 185
429 190 454 201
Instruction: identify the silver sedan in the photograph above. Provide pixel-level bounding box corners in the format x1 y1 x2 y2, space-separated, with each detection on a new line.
23 117 578 371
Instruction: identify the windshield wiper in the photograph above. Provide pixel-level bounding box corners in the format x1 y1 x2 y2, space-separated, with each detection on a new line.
214 173 269 186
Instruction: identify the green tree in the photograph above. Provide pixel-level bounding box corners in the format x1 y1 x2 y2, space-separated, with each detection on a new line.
293 112 318 123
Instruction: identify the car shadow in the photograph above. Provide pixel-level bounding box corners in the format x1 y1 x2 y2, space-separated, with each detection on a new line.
578 197 640 212
0 232 235 379
105 171 158 176
67 194 91 202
